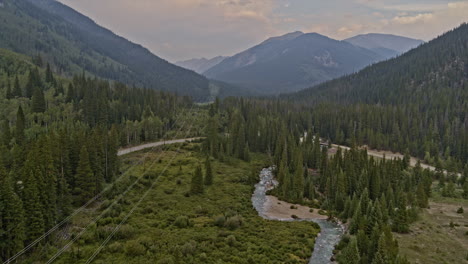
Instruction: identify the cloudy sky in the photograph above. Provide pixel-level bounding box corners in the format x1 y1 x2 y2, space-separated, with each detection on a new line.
58 0 468 62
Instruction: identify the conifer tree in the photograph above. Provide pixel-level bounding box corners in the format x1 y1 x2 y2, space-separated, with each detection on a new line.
45 63 54 84
5 79 12 100
15 106 25 145
66 83 75 103
1 119 10 148
339 238 360 264
31 87 46 113
22 170 45 242
204 158 213 186
392 193 409 233
13 76 22 97
74 146 95 205
243 143 251 162
190 165 204 194
0 165 25 259
292 148 304 201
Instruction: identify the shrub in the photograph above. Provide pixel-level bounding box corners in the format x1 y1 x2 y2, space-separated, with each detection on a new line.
318 209 327 215
309 208 314 213
214 216 226 227
124 240 146 256
457 207 464 214
108 242 123 253
291 215 299 219
180 240 197 256
157 257 175 264
225 215 243 230
174 216 190 228
226 235 237 246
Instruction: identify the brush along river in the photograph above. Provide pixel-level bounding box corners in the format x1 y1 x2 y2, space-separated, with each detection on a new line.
252 167 345 264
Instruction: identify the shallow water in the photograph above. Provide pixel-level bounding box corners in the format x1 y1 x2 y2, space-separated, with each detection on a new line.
251 167 345 264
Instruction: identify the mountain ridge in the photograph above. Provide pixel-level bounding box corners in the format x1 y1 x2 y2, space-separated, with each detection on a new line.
204 31 385 94
0 0 212 98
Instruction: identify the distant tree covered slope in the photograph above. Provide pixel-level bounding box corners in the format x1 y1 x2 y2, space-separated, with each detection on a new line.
0 0 211 98
288 23 468 169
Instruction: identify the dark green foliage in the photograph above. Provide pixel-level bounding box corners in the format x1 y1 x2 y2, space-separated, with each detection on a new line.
190 165 204 194
15 106 25 145
0 165 25 260
5 79 12 99
204 158 213 186
12 76 22 97
1 119 11 147
338 238 360 264
45 63 54 84
74 146 95 205
31 86 46 113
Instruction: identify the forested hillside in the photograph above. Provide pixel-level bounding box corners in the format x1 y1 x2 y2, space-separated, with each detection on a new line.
0 0 211 98
288 23 468 171
0 48 200 261
201 97 466 263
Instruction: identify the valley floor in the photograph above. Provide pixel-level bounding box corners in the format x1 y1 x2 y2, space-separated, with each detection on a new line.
46 142 319 264
395 197 468 264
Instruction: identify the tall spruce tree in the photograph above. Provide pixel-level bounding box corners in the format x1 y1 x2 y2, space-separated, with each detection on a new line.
204 158 213 186
15 106 25 145
0 165 25 259
74 146 95 205
31 87 46 113
190 165 204 194
12 76 21 98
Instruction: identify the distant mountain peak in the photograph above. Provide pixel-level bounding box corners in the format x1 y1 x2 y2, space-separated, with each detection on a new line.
345 33 424 56
262 31 304 45
175 56 227 74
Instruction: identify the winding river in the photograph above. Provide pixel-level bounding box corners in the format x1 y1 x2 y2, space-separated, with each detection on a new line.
252 167 345 264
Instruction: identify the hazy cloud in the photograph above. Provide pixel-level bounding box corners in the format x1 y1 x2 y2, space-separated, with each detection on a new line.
58 0 468 61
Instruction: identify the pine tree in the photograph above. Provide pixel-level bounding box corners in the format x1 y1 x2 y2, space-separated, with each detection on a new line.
190 165 204 194
339 238 360 264
45 63 54 84
13 76 22 97
22 169 45 242
15 106 25 145
5 79 12 100
1 119 11 148
31 87 46 113
74 146 95 205
243 143 251 162
204 158 213 185
292 148 304 201
392 193 409 233
66 83 75 103
0 164 25 259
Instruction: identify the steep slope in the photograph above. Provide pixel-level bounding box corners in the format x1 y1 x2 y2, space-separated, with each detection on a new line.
205 32 384 94
289 23 468 167
345 33 424 58
175 56 226 74
0 0 211 98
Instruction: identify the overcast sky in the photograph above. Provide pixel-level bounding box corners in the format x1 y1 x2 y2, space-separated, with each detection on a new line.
58 0 468 62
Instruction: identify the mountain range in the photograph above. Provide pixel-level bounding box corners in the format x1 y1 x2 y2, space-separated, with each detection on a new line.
175 56 227 74
345 33 423 58
197 32 423 94
0 0 218 99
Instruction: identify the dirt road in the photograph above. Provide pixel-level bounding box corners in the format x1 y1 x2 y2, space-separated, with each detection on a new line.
117 137 202 156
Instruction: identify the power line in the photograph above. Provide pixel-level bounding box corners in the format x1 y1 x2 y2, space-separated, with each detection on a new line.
3 97 203 264
85 124 198 264
43 96 208 263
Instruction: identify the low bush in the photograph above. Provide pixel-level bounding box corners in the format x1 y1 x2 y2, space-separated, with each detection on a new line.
174 216 190 228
